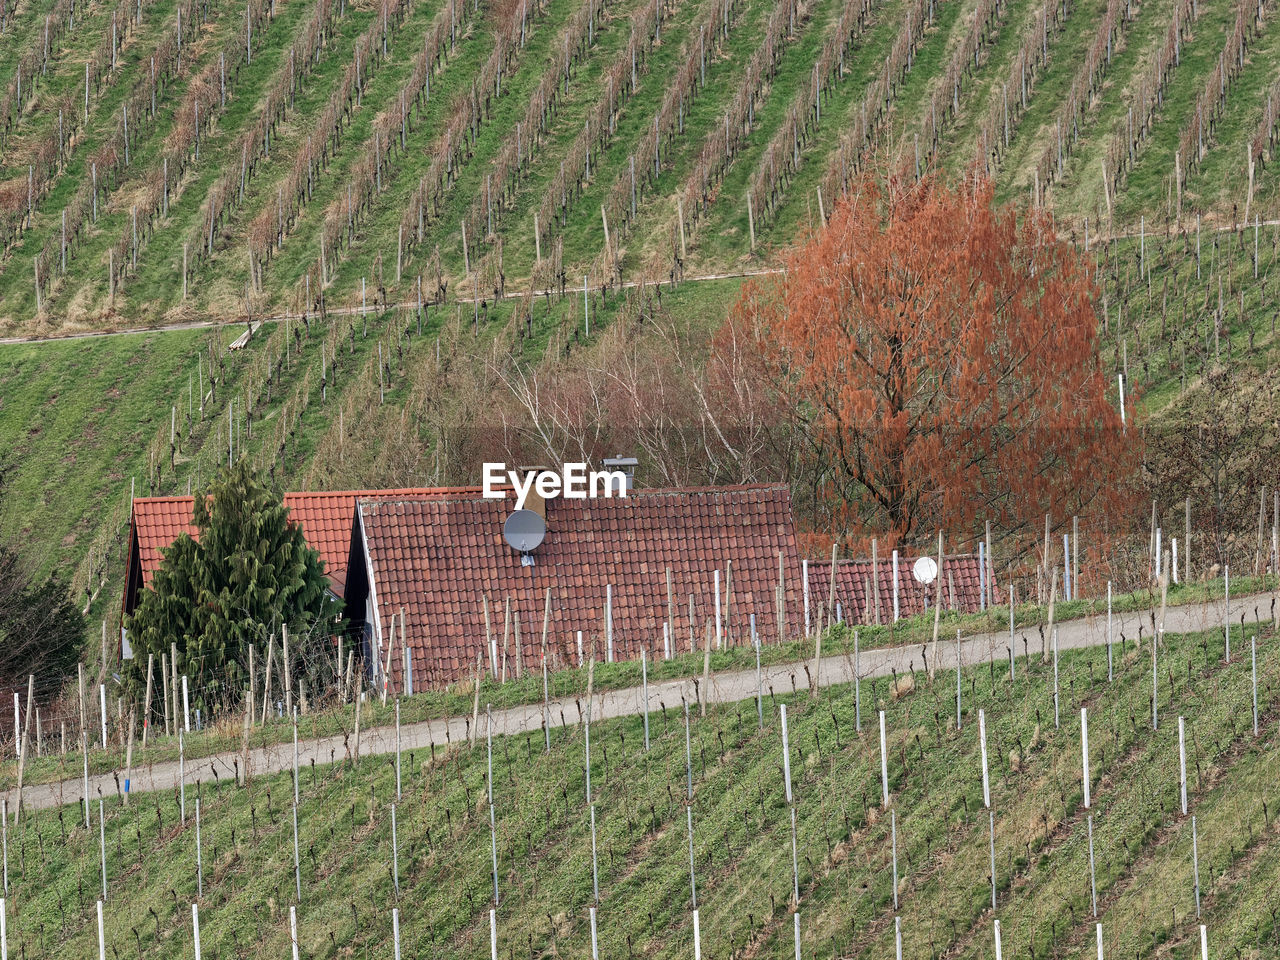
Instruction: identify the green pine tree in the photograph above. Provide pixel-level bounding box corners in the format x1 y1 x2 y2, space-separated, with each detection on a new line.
126 462 339 717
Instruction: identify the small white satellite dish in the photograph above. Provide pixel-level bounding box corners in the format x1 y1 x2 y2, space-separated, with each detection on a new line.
503 509 546 554
912 556 938 585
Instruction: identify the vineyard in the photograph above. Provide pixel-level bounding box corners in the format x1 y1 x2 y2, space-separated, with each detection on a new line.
4 0 1280 951
0 0 1277 329
0 619 1277 958
0 0 1276 584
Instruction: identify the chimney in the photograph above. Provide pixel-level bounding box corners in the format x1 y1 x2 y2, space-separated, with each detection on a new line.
602 455 639 495
517 465 551 519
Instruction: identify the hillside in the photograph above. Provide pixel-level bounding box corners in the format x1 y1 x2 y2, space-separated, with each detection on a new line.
0 0 1277 331
0 0 1277 619
0 620 1277 957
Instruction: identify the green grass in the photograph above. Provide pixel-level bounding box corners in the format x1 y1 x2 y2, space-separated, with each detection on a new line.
2 620 1278 958
0 326 241 589
0 0 1276 857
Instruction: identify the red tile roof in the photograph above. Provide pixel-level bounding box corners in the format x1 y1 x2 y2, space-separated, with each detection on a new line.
806 553 997 621
354 485 807 688
129 497 201 593
125 488 477 600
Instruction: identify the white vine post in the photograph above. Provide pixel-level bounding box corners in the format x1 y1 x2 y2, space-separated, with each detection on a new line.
980 709 995 909
391 804 400 897
192 904 202 960
752 615 763 729
802 561 810 635
993 920 1002 960
487 705 498 906
292 800 301 902
778 701 798 906
1179 717 1188 815
642 648 650 751
96 900 105 960
98 800 107 901
196 798 204 898
879 711 890 808
891 552 900 621
780 704 793 804
290 905 300 960
1084 707 1096 916
1081 708 1091 808
684 704 697 919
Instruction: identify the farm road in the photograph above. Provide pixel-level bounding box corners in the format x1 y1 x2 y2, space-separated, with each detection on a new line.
11 590 1273 813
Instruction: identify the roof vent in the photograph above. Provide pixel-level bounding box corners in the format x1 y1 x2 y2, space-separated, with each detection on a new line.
601 455 639 494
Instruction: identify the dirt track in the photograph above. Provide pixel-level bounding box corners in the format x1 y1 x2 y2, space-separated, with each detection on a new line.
11 590 1270 813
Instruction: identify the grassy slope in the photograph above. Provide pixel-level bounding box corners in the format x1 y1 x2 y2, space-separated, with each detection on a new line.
2 621 1278 958
0 0 1276 768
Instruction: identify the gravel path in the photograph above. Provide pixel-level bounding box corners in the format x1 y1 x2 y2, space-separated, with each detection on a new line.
12 590 1270 814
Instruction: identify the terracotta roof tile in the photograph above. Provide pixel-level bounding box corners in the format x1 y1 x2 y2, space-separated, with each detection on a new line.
126 487 480 598
357 485 807 688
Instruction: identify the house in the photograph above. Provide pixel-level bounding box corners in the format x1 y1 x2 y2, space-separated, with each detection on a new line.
122 479 996 684
343 484 808 689
119 487 475 656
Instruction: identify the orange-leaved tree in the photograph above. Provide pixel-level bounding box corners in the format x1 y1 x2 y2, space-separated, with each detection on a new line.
724 171 1136 548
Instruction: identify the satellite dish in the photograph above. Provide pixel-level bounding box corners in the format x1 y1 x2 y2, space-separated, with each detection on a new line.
503 509 546 554
912 556 938 585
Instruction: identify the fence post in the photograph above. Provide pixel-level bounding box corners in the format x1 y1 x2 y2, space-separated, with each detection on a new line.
879 711 889 808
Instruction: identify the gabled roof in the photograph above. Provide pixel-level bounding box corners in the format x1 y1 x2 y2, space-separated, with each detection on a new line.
805 553 995 622
124 488 478 602
354 484 806 688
